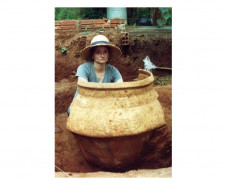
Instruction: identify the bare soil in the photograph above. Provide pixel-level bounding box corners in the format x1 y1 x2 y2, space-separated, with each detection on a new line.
55 28 172 176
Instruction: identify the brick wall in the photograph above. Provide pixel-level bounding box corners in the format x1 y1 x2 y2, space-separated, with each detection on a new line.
55 19 125 39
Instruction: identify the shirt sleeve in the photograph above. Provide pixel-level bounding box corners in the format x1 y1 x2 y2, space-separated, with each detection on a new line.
111 66 122 82
75 63 90 80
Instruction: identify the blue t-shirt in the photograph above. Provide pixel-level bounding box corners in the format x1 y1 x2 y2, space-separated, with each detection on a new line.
67 61 122 115
76 61 122 82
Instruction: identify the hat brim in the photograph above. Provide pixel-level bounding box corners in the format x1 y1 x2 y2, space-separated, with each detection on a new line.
80 44 122 61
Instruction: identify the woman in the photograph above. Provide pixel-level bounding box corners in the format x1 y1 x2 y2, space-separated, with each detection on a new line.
67 35 123 115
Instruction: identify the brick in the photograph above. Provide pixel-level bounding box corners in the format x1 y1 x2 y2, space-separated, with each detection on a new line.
94 19 107 24
61 20 77 26
61 25 76 30
80 28 94 31
55 26 76 30
110 23 119 28
79 19 94 24
55 25 62 30
94 23 110 29
55 30 66 34
110 19 125 24
80 24 94 29
123 32 129 36
55 21 62 26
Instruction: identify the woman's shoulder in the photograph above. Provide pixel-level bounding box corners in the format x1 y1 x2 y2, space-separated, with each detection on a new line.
76 61 93 77
80 61 93 66
78 61 93 69
106 63 118 71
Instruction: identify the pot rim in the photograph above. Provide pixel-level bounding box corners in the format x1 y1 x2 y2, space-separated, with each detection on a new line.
77 69 154 89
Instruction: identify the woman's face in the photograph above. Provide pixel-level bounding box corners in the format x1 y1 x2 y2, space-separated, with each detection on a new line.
92 46 109 64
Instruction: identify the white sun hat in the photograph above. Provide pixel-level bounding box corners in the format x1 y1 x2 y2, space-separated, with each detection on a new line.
80 35 122 60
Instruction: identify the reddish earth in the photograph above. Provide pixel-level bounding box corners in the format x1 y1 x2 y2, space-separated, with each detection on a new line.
55 28 172 176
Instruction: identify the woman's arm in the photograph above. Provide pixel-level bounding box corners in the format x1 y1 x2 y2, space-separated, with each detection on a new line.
116 78 123 83
78 77 88 82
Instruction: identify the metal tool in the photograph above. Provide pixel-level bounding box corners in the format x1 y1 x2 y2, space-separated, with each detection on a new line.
143 56 172 71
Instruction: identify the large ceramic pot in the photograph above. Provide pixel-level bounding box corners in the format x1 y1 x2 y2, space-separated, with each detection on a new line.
67 69 165 170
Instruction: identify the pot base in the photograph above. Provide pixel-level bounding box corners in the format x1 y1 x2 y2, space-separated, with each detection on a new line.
72 125 166 171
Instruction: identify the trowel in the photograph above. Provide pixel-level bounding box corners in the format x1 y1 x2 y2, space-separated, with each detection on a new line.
143 56 172 71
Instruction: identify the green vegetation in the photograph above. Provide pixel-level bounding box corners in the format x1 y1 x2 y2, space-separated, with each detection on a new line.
154 74 172 86
157 8 172 27
55 8 80 20
95 27 105 33
137 8 150 19
82 27 90 35
61 47 67 54
55 8 106 21
155 80 168 86
79 8 106 19
166 74 172 81
55 8 172 27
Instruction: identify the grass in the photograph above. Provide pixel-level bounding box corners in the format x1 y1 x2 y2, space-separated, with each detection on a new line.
154 74 172 86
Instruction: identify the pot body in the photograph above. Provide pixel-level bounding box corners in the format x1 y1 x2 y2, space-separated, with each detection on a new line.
73 129 162 170
67 69 165 170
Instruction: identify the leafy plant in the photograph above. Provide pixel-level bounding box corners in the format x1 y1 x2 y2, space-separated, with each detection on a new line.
166 74 172 81
155 80 168 86
61 47 67 54
157 19 165 28
95 27 105 33
157 8 172 27
82 26 90 35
